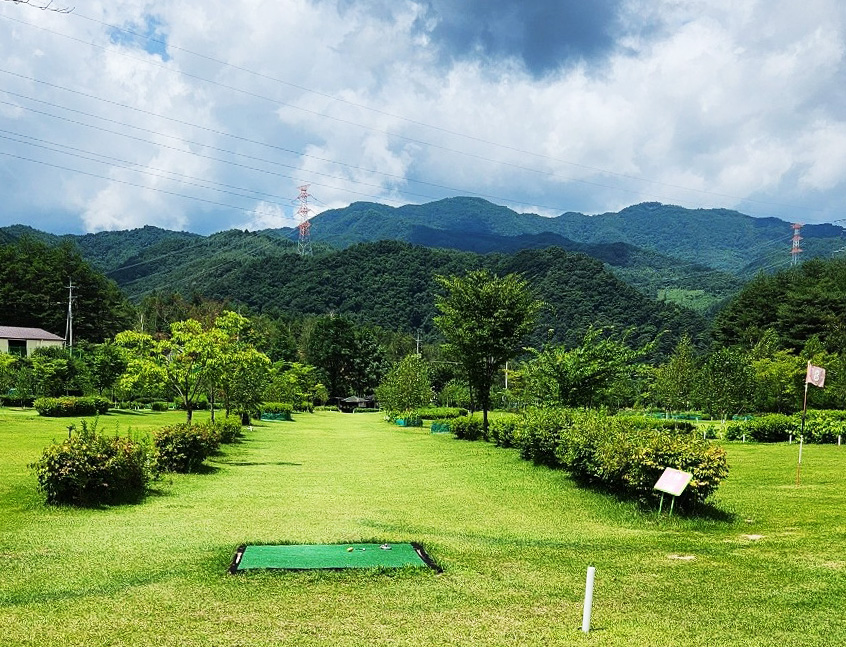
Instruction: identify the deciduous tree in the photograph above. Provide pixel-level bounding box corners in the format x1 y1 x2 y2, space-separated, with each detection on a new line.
434 269 541 434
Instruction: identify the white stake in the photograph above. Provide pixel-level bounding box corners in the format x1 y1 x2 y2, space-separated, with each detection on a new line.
582 566 596 633
789 434 793 444
839 435 842 447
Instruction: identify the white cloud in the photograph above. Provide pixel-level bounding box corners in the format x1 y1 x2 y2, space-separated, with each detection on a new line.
1 0 845 234
236 201 296 231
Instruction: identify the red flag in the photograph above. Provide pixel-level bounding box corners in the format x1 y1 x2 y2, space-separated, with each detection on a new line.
806 363 826 388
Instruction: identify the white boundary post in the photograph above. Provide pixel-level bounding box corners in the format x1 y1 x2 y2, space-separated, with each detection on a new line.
582 566 596 633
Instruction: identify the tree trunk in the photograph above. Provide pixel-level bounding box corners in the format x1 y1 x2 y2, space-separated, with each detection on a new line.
186 404 193 425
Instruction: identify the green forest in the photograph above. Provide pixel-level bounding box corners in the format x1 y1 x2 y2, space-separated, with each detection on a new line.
3 225 846 420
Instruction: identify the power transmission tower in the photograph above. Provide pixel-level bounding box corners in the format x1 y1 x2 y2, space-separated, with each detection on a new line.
791 223 803 266
296 184 313 256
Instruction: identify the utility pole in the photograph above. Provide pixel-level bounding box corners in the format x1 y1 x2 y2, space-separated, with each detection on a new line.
65 280 74 356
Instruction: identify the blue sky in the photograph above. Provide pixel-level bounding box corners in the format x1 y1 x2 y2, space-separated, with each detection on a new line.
1 0 845 234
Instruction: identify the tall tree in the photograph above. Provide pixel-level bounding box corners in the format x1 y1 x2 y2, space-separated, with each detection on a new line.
434 269 541 434
698 346 755 424
304 315 358 399
212 311 271 422
523 327 654 410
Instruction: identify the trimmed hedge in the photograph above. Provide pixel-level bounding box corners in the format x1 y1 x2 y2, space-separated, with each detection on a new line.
1 394 35 407
31 420 153 505
261 402 293 420
725 410 846 443
450 416 484 441
414 407 469 420
150 401 170 412
487 415 520 448
34 396 110 417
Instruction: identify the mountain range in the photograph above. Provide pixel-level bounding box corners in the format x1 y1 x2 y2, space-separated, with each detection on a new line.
2 198 843 326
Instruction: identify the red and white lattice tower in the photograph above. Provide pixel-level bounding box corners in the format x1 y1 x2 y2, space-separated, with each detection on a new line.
791 223 803 266
296 184 313 257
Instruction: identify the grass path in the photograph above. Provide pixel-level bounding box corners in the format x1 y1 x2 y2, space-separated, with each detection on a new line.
1 409 845 646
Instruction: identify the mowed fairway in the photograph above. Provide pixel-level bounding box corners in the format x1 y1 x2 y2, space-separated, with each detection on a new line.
1 409 845 647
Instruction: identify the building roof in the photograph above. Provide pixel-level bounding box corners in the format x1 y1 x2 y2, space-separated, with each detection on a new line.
0 326 65 341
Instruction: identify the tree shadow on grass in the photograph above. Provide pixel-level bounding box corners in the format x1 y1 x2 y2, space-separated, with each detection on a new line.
1 569 176 608
105 409 150 417
564 472 737 523
216 461 302 467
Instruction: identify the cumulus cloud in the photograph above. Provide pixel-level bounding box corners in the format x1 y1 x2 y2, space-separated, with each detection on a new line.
0 0 845 235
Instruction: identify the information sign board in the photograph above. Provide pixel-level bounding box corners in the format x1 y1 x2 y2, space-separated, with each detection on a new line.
654 467 693 497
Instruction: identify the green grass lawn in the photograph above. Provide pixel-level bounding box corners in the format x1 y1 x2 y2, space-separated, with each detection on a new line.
1 408 844 646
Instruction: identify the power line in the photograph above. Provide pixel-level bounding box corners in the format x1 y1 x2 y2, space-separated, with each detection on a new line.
0 13 829 217
1 85 591 210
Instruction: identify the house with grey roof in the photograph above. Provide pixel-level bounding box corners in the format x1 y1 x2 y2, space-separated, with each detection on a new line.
0 326 65 357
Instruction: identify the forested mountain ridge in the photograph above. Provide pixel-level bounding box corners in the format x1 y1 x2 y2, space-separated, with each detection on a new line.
305 198 845 274
3 197 838 321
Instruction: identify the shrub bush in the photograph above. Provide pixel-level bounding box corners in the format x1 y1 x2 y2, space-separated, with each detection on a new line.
487 415 520 448
153 423 220 473
620 429 729 506
513 408 574 466
34 396 110 417
211 417 244 443
451 416 484 441
150 401 170 412
1 394 35 407
802 410 846 443
30 419 153 505
624 417 697 434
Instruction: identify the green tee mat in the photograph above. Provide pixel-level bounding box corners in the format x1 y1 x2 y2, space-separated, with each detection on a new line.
229 542 440 573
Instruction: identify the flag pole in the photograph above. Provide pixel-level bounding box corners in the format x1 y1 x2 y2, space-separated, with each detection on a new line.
797 362 810 487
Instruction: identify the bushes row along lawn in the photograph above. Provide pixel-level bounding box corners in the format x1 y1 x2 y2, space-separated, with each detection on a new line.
31 416 247 506
725 410 846 443
445 409 728 509
34 396 111 417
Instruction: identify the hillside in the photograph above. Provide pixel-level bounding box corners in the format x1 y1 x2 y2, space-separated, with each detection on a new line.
183 240 708 353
